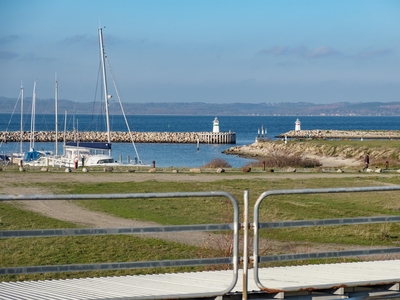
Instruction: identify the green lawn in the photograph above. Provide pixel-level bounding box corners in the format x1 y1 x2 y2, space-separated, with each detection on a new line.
2 173 400 281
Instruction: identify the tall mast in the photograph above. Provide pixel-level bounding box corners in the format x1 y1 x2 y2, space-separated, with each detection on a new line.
30 81 36 150
98 27 111 155
55 76 59 155
20 83 24 154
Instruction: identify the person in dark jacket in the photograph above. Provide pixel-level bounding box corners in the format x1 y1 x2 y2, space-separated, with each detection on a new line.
363 153 370 170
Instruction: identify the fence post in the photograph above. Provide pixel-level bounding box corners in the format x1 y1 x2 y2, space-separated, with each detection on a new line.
243 189 249 300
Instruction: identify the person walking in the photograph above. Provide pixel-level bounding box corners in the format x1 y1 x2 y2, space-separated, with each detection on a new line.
364 153 370 170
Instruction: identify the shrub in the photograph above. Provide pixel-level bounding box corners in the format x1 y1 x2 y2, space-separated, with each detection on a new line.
243 150 321 168
202 158 232 168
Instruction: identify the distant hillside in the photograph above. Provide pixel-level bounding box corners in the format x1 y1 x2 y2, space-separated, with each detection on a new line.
1 97 400 116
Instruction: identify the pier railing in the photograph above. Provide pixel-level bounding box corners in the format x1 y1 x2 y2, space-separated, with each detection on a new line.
2 186 400 299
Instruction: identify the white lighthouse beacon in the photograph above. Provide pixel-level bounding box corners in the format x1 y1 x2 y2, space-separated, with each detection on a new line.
213 117 220 133
295 118 301 131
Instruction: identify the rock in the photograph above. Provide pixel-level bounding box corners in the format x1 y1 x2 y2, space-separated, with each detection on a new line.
286 167 296 172
216 168 225 173
190 168 202 173
241 167 251 173
82 168 88 172
148 168 157 173
172 169 179 173
375 168 382 173
65 168 71 172
337 169 344 173
104 167 113 172
366 168 373 173
40 167 48 172
19 167 25 172
397 169 400 173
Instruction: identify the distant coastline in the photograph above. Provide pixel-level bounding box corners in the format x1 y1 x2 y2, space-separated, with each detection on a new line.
1 97 400 116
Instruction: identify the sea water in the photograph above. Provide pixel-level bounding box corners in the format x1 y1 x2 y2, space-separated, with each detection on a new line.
1 114 400 168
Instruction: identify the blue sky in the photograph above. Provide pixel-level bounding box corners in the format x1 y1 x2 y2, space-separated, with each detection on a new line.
1 0 399 104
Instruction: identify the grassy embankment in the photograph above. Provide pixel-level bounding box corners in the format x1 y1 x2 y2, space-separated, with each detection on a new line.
238 139 400 169
2 172 400 282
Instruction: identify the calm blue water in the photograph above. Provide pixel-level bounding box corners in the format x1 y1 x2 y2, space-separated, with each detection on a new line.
1 114 400 167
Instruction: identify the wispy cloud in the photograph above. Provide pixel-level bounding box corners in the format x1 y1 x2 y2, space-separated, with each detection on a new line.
259 45 339 59
19 52 54 63
259 46 289 56
306 46 338 58
61 33 131 47
0 34 20 45
61 34 92 45
0 50 18 60
355 48 392 59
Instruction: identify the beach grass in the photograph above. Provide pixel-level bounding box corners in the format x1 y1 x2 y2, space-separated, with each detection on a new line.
302 138 400 149
2 174 400 281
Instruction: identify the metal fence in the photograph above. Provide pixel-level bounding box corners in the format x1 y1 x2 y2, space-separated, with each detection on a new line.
0 191 240 299
2 186 400 299
252 185 400 293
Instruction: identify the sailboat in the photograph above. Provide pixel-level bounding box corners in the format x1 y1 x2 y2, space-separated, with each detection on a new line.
12 83 25 160
37 27 147 168
63 27 147 167
0 83 26 165
23 81 53 165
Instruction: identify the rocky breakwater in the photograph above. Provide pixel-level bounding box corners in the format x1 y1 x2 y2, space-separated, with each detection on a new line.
223 140 400 165
0 131 236 144
277 129 400 140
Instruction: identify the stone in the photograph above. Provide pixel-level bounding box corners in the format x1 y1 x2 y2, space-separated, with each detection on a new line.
216 168 225 173
172 169 179 173
65 168 71 172
190 168 202 173
148 168 157 173
241 167 251 173
366 168 373 173
82 168 88 172
40 167 48 172
286 167 296 172
337 169 344 173
19 167 25 172
375 168 382 173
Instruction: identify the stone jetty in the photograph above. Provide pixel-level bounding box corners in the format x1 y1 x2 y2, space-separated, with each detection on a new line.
277 129 400 140
0 131 236 144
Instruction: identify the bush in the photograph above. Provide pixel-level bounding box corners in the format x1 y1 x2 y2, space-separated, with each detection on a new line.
243 150 321 168
202 158 232 168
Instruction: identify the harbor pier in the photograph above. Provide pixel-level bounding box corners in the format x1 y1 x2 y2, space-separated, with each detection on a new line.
0 131 236 144
276 129 400 140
